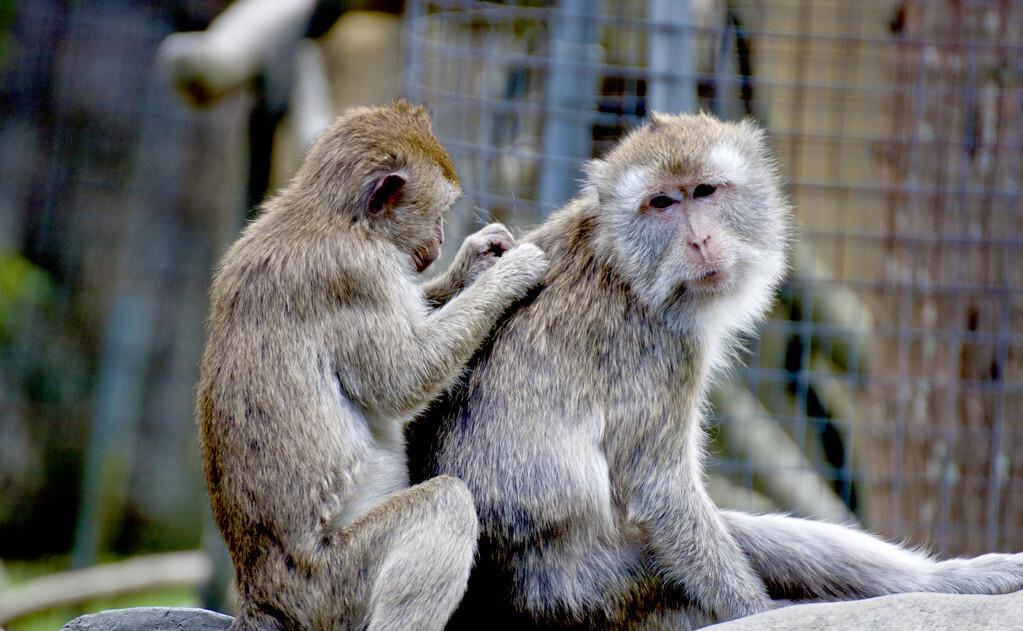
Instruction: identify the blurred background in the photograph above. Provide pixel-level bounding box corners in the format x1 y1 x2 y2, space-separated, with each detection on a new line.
1 0 1021 627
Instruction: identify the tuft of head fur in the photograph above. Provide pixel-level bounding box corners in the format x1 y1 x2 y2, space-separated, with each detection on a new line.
299 99 459 197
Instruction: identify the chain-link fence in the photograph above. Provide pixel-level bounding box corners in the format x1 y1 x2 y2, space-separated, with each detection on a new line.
404 0 1023 557
1 0 1020 592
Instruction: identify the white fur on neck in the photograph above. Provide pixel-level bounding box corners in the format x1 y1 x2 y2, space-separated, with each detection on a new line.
689 248 786 381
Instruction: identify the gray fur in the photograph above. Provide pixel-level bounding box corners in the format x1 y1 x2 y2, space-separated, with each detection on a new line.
409 113 1023 630
723 511 1023 601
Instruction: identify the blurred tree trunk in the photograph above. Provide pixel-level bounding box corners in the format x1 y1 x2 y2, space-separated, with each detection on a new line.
69 0 251 565
0 0 244 562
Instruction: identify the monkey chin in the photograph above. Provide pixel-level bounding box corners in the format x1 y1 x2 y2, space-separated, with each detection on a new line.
684 267 733 295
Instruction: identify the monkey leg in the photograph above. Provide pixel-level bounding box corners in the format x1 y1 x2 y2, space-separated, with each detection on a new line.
722 511 1023 601
336 475 479 631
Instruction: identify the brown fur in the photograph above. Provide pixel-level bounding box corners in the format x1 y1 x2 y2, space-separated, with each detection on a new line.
197 101 547 631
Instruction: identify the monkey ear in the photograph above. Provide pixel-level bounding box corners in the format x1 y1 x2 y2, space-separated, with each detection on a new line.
739 117 767 142
583 158 608 184
582 159 609 200
368 172 406 214
412 105 432 130
648 111 669 129
738 117 770 155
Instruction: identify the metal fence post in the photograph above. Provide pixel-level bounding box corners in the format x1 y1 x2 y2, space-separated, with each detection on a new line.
538 0 602 215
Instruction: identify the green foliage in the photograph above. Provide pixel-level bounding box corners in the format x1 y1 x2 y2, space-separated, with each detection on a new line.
0 249 90 406
10 588 199 631
0 250 54 342
0 252 92 558
0 0 12 65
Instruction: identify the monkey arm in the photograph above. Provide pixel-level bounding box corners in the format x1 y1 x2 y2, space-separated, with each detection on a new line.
421 264 466 308
721 511 1023 600
342 245 545 418
334 312 474 418
634 472 772 621
345 295 501 416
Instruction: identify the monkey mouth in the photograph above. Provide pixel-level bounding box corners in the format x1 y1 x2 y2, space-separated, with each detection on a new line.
686 268 732 292
413 251 434 273
413 242 442 273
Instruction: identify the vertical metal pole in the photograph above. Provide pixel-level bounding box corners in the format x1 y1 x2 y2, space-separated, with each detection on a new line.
538 0 602 215
648 0 696 115
713 15 738 120
71 289 155 569
402 0 426 104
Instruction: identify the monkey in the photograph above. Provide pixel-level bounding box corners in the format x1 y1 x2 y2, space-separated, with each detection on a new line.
408 112 1023 630
196 101 548 631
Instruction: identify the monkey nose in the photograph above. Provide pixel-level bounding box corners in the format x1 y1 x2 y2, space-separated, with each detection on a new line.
687 235 713 262
688 234 711 251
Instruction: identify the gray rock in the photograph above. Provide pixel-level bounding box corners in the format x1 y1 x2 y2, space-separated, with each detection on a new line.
707 592 1023 631
61 607 233 631
58 595 1023 630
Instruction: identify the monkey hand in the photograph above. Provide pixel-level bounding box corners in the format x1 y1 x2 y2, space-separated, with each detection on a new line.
483 242 549 298
455 223 518 285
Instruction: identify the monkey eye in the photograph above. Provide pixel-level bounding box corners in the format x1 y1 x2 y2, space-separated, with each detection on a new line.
692 184 717 198
648 195 676 209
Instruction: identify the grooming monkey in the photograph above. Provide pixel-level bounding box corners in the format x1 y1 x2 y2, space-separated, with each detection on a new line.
409 112 1023 630
197 101 548 631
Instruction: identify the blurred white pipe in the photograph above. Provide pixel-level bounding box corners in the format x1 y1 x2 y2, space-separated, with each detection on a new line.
290 39 335 150
157 0 316 105
0 551 212 625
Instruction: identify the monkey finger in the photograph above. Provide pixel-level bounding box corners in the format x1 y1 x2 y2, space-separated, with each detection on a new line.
474 223 516 250
477 222 510 236
467 233 514 259
482 234 515 257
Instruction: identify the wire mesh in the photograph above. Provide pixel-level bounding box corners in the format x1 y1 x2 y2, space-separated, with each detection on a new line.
403 0 1023 557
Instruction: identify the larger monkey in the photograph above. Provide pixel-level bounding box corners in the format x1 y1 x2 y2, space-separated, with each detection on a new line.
410 112 1023 630
197 101 547 631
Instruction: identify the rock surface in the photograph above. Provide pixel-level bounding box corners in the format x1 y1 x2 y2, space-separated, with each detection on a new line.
61 607 233 631
57 594 1023 630
707 591 1023 630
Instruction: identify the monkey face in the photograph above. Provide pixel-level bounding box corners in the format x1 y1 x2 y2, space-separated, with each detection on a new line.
638 181 739 294
585 113 791 332
363 160 459 273
384 177 457 273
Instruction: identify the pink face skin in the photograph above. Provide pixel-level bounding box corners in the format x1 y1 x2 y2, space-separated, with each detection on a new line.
641 182 734 293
